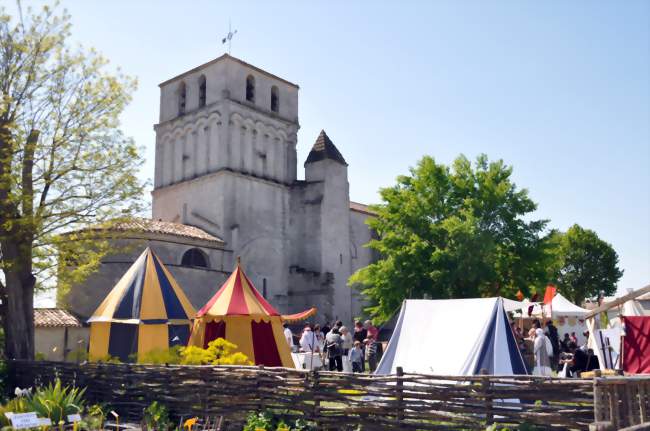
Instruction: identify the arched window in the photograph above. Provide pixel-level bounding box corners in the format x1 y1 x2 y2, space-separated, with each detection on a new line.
198 75 206 108
245 75 255 103
270 86 279 113
178 82 186 115
181 248 209 268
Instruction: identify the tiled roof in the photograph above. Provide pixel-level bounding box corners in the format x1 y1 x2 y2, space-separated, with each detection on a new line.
350 201 377 216
305 130 348 166
34 308 82 328
99 218 224 245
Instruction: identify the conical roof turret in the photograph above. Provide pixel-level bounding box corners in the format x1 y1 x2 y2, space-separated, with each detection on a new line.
304 130 348 166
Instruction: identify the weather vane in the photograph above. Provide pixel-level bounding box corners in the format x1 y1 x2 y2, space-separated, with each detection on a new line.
222 20 238 55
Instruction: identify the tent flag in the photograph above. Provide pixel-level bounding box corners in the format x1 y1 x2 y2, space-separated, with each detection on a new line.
88 247 196 362
622 316 650 374
376 297 527 376
543 285 557 304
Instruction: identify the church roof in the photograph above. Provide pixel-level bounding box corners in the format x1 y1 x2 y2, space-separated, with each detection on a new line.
159 54 299 89
82 217 225 245
305 130 348 166
350 201 377 216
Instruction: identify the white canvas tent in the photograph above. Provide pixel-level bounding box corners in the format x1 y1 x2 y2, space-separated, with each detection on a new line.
375 298 527 376
515 293 590 345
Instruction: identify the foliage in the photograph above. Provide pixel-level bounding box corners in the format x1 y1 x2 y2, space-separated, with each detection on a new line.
243 410 315 431
137 346 183 365
179 338 252 366
350 154 549 322
80 403 106 431
66 348 88 362
546 224 623 304
0 2 145 359
143 401 172 431
34 352 46 361
26 379 86 426
0 395 29 427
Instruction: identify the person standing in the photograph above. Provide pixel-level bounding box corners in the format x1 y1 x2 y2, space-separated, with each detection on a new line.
546 320 560 370
365 337 379 373
325 327 344 371
353 321 367 371
364 320 378 341
283 323 294 349
349 341 364 373
299 324 319 353
339 326 353 355
533 328 552 376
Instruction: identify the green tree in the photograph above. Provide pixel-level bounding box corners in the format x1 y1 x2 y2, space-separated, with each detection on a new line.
350 154 549 322
0 3 145 359
547 224 623 304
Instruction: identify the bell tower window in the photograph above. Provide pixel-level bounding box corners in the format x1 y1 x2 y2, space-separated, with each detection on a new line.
198 75 206 108
246 75 255 103
271 86 279 113
178 82 186 115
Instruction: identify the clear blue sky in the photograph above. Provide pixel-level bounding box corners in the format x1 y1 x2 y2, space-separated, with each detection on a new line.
21 1 650 296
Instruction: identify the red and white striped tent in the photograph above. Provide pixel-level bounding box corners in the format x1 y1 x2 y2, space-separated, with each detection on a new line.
188 260 315 367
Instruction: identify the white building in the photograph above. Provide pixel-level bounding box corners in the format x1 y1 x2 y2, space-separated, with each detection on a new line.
65 54 377 325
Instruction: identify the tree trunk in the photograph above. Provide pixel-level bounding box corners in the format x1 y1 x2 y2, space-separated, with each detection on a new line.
2 240 35 360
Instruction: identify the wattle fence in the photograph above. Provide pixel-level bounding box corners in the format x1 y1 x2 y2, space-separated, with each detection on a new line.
5 360 611 430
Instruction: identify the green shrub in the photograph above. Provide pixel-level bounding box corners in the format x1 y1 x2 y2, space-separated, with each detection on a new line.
26 379 86 426
180 338 252 366
66 348 89 362
0 396 29 427
80 403 107 431
143 401 172 431
243 410 315 431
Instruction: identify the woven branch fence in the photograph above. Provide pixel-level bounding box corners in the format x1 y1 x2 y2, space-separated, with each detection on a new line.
591 376 650 430
9 360 595 430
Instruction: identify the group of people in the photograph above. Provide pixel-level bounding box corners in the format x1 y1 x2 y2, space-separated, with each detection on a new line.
512 320 600 377
283 320 382 373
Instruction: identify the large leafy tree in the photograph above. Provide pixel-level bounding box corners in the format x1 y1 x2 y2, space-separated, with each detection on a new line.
0 4 145 359
547 224 623 304
350 155 549 322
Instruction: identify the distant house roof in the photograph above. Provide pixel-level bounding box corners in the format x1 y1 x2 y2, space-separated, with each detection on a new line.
305 130 348 166
34 308 82 328
350 201 377 216
82 217 225 246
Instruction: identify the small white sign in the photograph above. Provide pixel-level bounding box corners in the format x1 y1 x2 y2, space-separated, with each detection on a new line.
8 412 40 429
38 418 52 426
110 410 119 418
67 413 82 422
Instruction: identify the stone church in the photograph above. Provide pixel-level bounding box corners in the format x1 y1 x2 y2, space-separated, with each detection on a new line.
66 54 378 325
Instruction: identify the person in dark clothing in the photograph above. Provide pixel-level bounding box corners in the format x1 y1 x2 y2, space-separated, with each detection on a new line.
321 323 331 337
353 321 367 371
546 320 560 370
561 333 571 351
586 349 600 371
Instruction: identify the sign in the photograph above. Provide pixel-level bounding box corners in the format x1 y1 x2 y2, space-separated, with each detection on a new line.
110 410 119 418
38 418 52 427
67 413 82 422
8 412 40 429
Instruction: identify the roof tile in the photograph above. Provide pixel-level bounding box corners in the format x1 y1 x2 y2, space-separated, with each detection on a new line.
34 308 82 327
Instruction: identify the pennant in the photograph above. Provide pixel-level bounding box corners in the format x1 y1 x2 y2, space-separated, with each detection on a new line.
543 284 557 304
516 290 524 301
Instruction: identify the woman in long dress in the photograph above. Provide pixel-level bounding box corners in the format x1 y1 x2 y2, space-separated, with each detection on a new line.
533 328 553 376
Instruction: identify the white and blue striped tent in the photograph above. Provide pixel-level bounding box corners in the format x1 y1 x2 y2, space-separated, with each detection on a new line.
375 298 528 376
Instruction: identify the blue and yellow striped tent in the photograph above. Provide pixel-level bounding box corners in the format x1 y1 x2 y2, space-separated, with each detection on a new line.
88 247 196 362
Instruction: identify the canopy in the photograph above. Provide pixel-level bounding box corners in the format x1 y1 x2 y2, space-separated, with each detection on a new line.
376 298 527 376
189 260 309 367
88 247 196 362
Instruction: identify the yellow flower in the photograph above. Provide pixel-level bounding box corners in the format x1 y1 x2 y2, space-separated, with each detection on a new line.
184 417 198 430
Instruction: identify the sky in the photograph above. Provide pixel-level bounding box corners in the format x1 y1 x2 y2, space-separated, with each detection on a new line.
15 0 649 300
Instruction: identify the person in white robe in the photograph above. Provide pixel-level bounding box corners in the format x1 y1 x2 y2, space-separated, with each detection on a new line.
533 328 553 376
